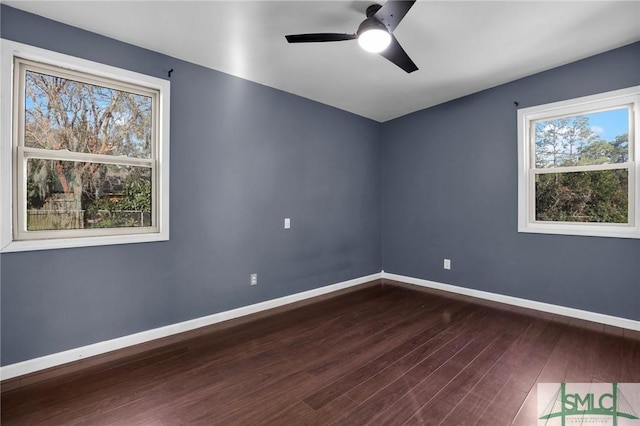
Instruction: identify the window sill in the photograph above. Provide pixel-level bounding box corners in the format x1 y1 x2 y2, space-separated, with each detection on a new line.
0 231 169 253
518 223 640 239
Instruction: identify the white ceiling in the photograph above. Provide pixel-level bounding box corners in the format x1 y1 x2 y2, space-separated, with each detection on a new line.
4 1 640 122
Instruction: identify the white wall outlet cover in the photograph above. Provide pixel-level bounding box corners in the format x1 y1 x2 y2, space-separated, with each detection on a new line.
284 218 291 229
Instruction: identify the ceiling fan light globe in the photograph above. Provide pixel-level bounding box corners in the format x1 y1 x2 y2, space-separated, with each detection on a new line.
358 29 391 53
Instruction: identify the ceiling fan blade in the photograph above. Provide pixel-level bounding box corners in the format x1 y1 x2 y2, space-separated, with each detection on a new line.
285 33 357 43
378 35 418 73
374 0 417 33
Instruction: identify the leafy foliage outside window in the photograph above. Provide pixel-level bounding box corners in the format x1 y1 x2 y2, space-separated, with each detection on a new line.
535 170 628 223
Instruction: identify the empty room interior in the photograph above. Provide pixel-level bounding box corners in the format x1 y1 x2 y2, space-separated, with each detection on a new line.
1 1 639 425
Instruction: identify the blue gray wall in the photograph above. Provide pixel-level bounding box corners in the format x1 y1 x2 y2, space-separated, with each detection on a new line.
0 6 382 366
382 42 640 321
1 6 639 368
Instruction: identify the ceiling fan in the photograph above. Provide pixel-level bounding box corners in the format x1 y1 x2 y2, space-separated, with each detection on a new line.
285 0 418 73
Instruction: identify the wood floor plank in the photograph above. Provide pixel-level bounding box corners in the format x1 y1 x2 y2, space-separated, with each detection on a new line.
336 310 506 424
511 386 539 426
473 384 528 426
302 296 456 377
370 311 528 425
403 318 530 425
439 390 499 426
303 298 473 409
344 306 485 404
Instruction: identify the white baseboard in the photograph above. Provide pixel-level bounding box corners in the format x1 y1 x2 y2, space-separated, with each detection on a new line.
3 271 637 382
382 272 640 332
0 272 382 381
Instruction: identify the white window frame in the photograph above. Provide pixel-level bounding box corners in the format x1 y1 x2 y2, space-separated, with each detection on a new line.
1 39 170 252
517 86 640 239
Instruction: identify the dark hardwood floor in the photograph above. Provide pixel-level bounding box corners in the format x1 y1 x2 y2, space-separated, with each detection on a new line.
2 282 639 425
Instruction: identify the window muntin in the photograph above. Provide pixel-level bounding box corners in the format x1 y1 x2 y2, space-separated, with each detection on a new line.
518 86 639 239
1 39 170 252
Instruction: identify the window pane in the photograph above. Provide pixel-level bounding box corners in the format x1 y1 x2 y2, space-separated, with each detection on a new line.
535 169 628 223
26 159 152 231
24 70 152 159
534 108 629 168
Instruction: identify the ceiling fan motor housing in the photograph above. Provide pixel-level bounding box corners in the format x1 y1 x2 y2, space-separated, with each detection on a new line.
357 17 388 37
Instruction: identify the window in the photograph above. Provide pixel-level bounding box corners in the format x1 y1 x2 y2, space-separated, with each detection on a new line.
1 40 170 252
517 86 639 239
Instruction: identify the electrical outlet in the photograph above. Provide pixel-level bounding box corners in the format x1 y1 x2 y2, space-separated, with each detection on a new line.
284 218 291 229
250 273 258 286
444 259 451 270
